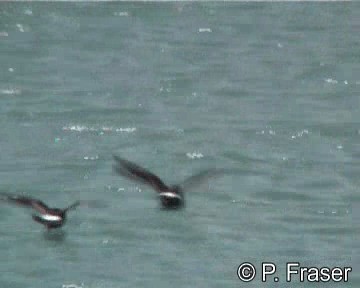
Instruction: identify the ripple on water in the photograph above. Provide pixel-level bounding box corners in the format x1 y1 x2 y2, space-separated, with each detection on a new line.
198 28 212 33
113 11 129 17
0 88 21 95
324 78 350 85
62 284 84 288
186 152 204 159
62 125 136 133
16 24 25 32
291 129 309 139
24 9 33 16
252 189 318 202
83 155 99 161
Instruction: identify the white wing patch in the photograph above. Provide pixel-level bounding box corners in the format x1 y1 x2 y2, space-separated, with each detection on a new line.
40 214 62 222
159 192 182 200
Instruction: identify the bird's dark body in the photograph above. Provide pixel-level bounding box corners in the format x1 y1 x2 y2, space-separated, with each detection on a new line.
159 189 184 209
160 197 182 209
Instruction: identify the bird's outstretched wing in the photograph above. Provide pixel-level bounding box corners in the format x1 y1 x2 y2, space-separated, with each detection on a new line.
64 200 81 212
179 169 225 192
64 199 108 211
0 193 49 214
113 155 169 193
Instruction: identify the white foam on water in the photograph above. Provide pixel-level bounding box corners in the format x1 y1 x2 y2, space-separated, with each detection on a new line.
62 284 84 288
325 78 349 85
114 11 129 17
0 88 21 95
0 31 8 37
186 152 204 159
256 128 275 135
83 155 99 161
24 9 33 16
62 125 90 132
115 127 136 132
324 78 338 84
198 28 212 33
290 129 309 139
316 209 348 216
62 125 136 133
16 24 25 32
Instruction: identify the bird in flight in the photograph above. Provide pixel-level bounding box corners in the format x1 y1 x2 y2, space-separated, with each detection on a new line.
0 193 81 230
113 155 223 209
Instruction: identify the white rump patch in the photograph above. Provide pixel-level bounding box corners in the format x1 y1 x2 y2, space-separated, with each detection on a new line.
40 214 62 222
159 192 182 200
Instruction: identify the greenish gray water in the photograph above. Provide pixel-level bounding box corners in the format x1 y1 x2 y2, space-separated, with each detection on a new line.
0 2 358 288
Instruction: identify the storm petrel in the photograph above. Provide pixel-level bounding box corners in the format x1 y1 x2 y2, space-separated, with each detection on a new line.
0 193 81 229
113 155 222 209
